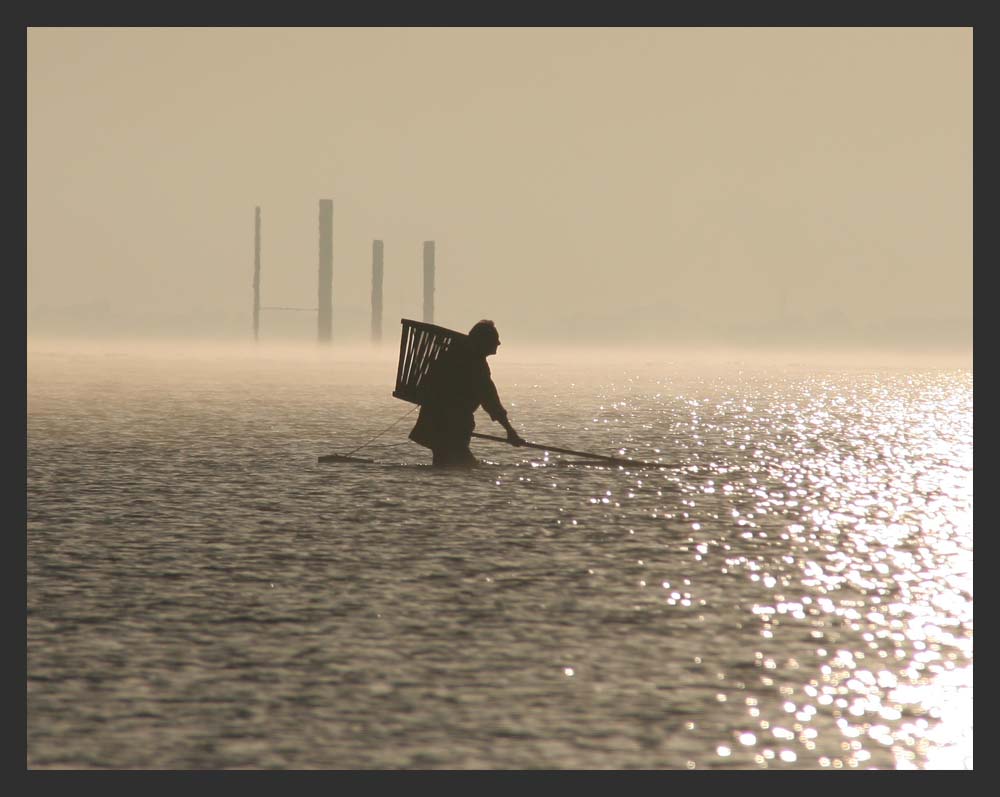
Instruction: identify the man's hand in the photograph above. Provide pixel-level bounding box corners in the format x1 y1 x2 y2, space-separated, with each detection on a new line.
507 429 526 447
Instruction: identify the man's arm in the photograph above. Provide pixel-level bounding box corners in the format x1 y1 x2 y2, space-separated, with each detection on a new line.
480 371 525 446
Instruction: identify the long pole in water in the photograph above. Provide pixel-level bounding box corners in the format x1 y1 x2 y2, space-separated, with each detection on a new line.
470 432 673 468
253 206 261 341
371 239 383 343
423 241 435 323
317 199 333 344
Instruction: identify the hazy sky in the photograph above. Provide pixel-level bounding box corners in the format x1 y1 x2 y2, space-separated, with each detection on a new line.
27 27 972 347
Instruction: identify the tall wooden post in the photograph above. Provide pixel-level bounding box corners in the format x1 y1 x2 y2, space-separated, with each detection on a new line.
253 206 261 342
317 199 333 343
423 240 435 324
371 239 384 343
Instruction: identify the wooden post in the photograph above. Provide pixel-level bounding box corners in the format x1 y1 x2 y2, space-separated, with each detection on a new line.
371 239 384 343
253 206 261 342
317 199 333 343
423 240 435 324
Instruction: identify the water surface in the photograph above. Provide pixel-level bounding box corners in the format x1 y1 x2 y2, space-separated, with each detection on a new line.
27 341 973 769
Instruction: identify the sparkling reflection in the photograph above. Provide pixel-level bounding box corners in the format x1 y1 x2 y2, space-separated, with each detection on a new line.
586 366 971 769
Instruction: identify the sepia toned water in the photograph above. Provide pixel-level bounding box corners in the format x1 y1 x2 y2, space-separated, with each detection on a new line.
27 341 973 769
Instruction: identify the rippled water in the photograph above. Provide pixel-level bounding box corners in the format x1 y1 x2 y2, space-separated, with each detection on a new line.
27 341 973 769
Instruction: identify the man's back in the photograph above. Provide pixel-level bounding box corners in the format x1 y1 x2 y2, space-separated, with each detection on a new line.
420 340 489 413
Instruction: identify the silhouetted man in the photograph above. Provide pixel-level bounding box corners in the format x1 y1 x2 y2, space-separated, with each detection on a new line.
409 319 525 466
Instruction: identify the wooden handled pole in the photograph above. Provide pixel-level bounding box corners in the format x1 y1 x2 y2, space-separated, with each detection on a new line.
470 432 672 468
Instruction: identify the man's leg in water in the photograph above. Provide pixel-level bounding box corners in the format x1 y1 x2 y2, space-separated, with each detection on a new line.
432 437 478 467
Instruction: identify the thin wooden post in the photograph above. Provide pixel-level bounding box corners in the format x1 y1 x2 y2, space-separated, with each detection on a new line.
423 240 435 324
371 240 384 343
253 206 261 341
317 199 333 343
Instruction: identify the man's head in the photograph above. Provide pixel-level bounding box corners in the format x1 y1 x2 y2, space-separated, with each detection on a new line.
468 319 501 356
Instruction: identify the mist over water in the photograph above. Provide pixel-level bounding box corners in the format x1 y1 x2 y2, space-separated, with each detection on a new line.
27 339 972 769
28 28 971 349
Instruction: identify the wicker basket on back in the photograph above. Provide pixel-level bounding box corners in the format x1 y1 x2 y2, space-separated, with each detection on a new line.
392 318 467 405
